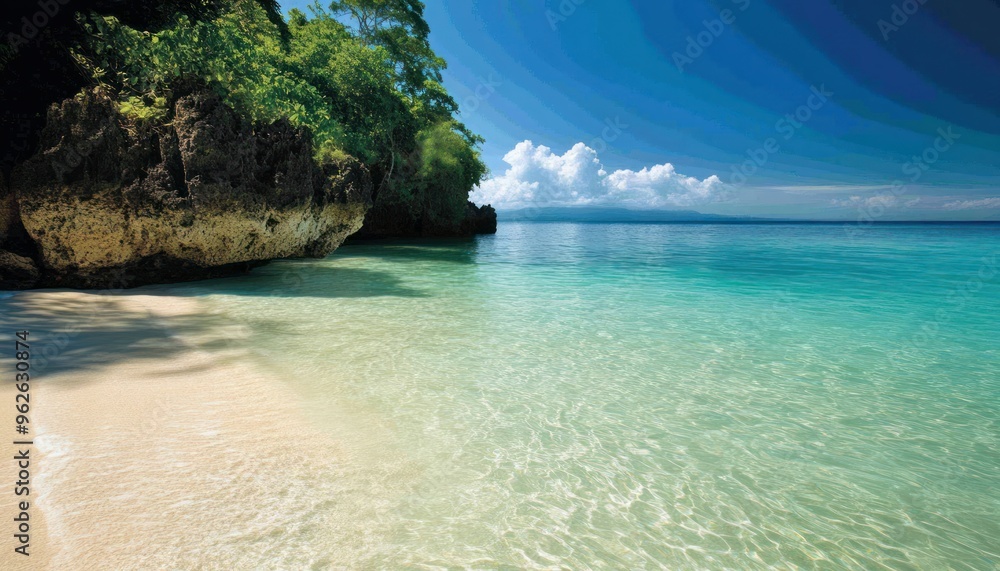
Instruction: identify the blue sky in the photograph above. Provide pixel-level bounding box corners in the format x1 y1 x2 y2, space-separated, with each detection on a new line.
280 1 1000 220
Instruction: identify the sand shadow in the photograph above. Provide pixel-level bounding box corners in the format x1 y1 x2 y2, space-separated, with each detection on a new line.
0 293 217 381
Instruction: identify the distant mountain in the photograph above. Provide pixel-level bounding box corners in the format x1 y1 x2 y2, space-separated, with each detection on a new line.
495 208 1000 224
496 207 759 223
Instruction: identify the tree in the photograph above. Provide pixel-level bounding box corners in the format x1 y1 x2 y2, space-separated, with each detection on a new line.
323 1 491 233
286 9 417 175
328 0 443 99
413 121 488 230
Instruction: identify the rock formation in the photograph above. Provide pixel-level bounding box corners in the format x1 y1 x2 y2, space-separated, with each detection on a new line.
461 202 498 235
348 200 497 240
0 88 371 289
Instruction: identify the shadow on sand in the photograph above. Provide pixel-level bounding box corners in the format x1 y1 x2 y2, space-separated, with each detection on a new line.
0 293 208 381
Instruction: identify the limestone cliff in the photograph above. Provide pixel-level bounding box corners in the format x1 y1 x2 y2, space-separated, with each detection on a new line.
0 88 371 289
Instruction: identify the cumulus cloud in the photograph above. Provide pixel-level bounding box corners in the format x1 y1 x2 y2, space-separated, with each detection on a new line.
471 141 724 209
941 197 1000 210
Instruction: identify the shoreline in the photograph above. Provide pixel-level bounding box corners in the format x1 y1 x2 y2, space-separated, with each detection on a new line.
0 291 375 569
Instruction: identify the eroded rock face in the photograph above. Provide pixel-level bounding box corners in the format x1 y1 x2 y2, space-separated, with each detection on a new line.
1 88 371 289
0 173 12 243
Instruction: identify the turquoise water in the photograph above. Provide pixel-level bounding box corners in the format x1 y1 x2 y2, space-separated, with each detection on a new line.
176 222 998 569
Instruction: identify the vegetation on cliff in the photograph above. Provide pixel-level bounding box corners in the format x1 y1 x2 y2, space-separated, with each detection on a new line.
1 0 491 241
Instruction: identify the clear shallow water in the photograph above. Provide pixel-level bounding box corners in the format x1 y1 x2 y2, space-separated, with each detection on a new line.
171 223 998 569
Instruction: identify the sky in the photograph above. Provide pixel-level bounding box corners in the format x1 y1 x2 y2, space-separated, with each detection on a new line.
279 1 1000 220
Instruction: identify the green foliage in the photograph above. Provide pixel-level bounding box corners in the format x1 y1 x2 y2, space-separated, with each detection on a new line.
328 0 479 146
118 95 171 121
76 4 345 152
70 0 488 229
414 121 488 227
315 141 353 164
329 0 439 94
286 10 415 164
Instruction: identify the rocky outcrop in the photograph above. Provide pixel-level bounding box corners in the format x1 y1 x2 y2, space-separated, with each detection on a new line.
0 251 39 290
0 88 371 289
349 200 497 240
460 202 497 235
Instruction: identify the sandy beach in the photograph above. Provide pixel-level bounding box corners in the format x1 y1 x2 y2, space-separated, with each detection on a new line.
0 291 389 570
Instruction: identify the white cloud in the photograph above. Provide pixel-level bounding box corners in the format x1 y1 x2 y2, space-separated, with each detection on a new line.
769 184 892 194
471 141 724 209
941 197 1000 210
829 195 899 209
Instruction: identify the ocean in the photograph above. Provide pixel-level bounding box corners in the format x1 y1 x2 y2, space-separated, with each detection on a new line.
79 222 1000 567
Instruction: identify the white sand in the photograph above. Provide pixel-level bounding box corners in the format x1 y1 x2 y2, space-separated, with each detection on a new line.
0 291 390 570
